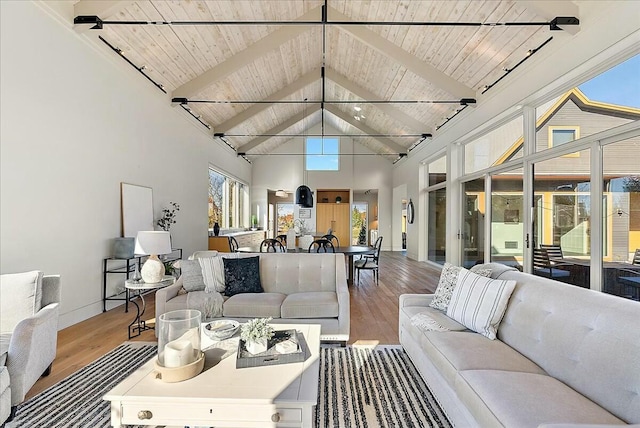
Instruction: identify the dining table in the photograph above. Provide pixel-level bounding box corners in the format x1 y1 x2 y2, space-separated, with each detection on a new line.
236 245 376 286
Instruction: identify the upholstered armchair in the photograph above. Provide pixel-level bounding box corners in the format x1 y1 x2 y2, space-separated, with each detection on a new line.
0 271 60 421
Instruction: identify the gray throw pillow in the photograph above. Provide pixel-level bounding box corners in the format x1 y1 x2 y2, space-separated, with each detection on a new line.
180 260 206 292
223 256 263 297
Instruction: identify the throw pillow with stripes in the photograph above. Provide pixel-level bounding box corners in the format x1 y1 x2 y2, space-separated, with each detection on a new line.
446 269 516 340
198 256 226 293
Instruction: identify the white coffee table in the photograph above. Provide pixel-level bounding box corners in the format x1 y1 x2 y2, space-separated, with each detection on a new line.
105 323 321 428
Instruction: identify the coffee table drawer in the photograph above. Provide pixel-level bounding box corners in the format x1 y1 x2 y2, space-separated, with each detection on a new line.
120 402 303 426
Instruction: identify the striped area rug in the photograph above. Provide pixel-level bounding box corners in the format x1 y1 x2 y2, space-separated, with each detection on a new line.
9 344 451 428
318 347 452 428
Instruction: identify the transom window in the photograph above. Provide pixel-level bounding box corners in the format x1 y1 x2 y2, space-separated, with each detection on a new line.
306 137 339 171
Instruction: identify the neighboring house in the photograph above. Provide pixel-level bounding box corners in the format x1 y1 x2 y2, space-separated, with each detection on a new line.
470 88 640 264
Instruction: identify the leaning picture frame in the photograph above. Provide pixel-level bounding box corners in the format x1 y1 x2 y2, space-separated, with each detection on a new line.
121 183 154 237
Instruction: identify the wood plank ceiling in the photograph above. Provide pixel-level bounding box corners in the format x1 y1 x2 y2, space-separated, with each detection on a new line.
77 1 570 161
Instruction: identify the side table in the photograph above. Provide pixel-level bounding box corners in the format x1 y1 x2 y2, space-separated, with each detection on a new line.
125 277 175 339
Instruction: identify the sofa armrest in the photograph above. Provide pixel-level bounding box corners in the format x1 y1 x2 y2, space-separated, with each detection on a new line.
399 293 435 309
335 254 350 341
155 277 184 320
8 302 59 404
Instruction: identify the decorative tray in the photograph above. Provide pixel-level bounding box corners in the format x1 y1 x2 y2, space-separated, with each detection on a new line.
236 329 308 369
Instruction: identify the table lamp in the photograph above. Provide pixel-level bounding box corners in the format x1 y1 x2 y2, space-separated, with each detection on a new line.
135 231 172 283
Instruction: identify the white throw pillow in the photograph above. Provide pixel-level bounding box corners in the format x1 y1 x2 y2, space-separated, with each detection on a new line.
446 269 516 340
429 263 462 311
430 263 492 311
198 256 226 293
0 271 43 333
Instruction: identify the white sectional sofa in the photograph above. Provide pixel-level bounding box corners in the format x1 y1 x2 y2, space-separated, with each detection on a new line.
156 252 350 344
399 263 640 428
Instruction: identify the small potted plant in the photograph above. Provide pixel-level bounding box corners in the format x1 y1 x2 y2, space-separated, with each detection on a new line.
250 215 258 230
240 317 275 355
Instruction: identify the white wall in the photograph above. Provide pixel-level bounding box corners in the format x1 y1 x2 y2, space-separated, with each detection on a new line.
393 1 640 262
0 1 251 328
252 123 394 249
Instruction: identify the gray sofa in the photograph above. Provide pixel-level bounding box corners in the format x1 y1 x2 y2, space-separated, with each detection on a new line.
156 252 349 344
0 272 60 423
399 263 640 428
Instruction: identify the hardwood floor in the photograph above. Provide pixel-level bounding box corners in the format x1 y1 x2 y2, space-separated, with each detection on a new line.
27 251 441 399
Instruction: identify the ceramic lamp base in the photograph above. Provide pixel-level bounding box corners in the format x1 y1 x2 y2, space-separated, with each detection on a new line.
154 351 205 383
141 255 165 283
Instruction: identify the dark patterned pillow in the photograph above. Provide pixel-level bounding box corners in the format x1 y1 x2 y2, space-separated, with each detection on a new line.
223 256 263 297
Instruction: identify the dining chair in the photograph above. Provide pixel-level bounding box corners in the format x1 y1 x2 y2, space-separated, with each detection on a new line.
354 236 383 286
308 239 335 253
617 249 640 300
361 236 383 262
322 234 340 248
540 244 564 261
533 248 572 282
260 238 285 252
228 236 239 252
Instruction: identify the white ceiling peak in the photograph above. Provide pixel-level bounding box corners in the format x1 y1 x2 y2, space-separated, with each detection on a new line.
239 105 321 154
216 69 320 133
328 7 475 99
172 6 322 99
324 105 406 155
325 68 426 133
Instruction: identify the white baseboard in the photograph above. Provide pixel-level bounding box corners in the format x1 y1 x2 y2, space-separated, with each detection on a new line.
58 300 126 330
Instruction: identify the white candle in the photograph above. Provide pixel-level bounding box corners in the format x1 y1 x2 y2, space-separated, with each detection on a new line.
163 339 194 368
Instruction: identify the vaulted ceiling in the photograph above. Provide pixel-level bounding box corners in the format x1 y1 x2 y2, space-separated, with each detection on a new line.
73 1 580 162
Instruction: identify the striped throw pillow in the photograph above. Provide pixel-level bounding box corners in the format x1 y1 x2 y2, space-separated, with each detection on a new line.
198 256 226 293
446 269 516 340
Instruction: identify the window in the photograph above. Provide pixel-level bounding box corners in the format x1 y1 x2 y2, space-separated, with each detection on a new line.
464 116 524 174
550 127 578 147
208 167 248 230
351 203 368 245
425 155 447 264
306 137 339 171
276 203 295 233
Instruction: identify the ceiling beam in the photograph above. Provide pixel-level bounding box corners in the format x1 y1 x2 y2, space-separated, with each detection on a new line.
328 8 474 99
173 6 321 99
238 105 321 153
325 68 425 132
73 1 131 32
520 1 580 35
324 105 406 154
216 69 320 133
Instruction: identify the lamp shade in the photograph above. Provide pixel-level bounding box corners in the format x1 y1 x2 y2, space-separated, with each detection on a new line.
295 185 313 208
135 231 172 256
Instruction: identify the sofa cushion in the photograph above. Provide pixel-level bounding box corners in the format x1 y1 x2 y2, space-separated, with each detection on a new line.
447 269 516 340
164 293 189 313
0 271 43 333
180 260 206 292
223 293 286 318
412 329 546 386
281 292 339 318
456 370 625 428
223 256 263 297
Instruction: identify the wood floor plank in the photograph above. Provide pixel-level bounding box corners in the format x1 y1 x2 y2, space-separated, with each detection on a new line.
26 251 441 398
